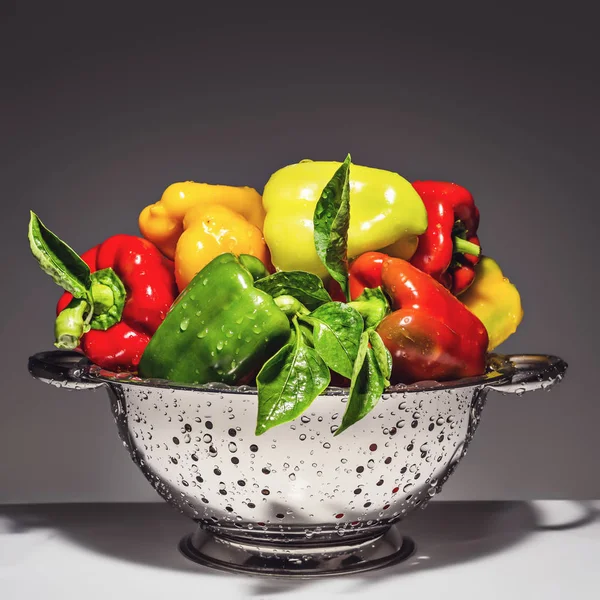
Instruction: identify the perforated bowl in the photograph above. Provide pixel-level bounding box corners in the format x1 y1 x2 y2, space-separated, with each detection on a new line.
28 350 566 577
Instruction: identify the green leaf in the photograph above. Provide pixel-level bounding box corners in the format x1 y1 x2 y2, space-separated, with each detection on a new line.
28 211 91 300
254 271 332 311
313 154 351 300
303 302 363 379
255 318 330 435
89 268 127 330
348 286 391 329
368 328 392 386
335 331 386 436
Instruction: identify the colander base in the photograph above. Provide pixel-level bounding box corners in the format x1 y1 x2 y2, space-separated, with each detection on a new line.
178 525 415 578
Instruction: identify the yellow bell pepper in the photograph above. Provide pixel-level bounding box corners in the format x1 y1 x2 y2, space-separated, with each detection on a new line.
139 181 266 260
261 160 428 277
173 204 270 292
461 256 524 351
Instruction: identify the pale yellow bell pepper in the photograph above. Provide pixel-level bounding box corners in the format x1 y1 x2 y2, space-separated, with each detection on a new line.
261 160 428 277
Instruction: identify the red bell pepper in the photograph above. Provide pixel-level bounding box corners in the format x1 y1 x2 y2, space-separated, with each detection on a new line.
410 181 481 295
55 235 178 372
344 252 488 384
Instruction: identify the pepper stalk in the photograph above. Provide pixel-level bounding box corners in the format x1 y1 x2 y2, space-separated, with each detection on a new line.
452 220 481 258
346 287 390 329
273 295 310 318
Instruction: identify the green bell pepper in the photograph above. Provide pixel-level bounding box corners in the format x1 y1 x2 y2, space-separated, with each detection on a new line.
138 253 291 385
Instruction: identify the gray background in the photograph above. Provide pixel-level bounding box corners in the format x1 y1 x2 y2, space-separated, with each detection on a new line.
1 5 598 503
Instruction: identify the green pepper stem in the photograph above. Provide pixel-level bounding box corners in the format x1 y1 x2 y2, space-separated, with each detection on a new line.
54 298 90 349
454 237 481 257
347 299 388 330
91 283 114 315
239 254 270 282
274 295 310 318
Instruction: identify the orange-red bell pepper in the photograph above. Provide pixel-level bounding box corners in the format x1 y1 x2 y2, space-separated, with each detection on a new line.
333 251 489 384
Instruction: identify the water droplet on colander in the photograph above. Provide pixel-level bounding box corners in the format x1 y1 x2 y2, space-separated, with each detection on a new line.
301 415 311 423
203 434 212 443
228 442 237 453
183 434 191 444
396 419 406 428
299 434 306 441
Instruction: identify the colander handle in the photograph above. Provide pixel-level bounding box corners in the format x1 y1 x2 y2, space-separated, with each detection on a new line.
28 350 105 390
488 354 567 394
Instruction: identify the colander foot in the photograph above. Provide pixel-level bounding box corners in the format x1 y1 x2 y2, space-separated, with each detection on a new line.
179 525 415 577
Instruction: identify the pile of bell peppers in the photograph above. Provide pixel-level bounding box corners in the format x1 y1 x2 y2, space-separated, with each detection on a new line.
29 154 523 434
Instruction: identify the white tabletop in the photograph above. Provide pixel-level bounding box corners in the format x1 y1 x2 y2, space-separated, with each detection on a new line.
1 501 598 599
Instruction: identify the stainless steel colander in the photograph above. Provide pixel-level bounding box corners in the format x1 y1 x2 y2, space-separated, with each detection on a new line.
28 350 567 577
